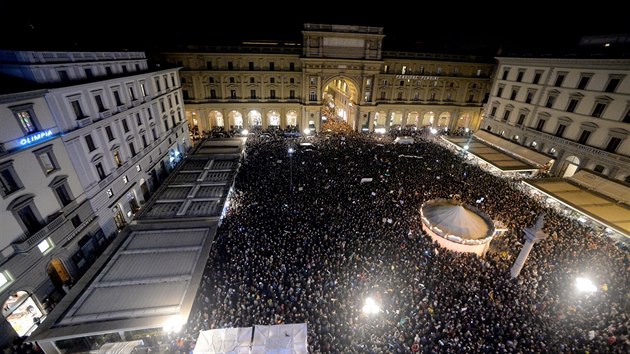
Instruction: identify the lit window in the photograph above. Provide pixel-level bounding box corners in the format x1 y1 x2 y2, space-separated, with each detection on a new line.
0 272 9 288
136 165 141 172
38 238 53 254
38 152 56 174
107 189 113 198
123 175 128 184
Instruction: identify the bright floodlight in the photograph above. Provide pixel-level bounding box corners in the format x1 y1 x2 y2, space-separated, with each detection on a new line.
241 129 249 135
304 128 311 135
430 128 438 135
375 127 386 134
288 148 294 154
162 315 183 332
575 277 597 293
465 128 470 132
362 297 380 315
463 145 469 150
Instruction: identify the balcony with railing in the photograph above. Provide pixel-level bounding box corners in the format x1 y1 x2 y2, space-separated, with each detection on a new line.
12 199 96 253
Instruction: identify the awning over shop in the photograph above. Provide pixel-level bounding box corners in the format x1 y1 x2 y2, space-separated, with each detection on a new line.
569 170 630 205
474 130 554 167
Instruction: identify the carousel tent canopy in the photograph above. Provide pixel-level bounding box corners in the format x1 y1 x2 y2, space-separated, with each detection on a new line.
422 200 493 240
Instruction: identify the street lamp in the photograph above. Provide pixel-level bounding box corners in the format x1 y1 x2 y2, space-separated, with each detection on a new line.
288 147 294 192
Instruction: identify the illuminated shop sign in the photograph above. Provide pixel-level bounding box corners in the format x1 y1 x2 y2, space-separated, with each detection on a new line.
20 130 53 146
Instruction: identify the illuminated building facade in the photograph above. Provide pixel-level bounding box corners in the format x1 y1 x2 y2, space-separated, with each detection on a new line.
483 57 630 181
160 23 494 134
0 50 190 344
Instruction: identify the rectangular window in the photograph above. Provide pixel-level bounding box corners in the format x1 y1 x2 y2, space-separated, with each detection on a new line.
208 77 214 83
122 65 128 73
122 118 130 133
37 151 57 174
140 83 147 96
310 91 317 101
270 78 275 84
578 130 591 145
168 96 173 109
269 62 274 71
249 61 254 70
105 66 113 75
430 92 436 100
107 188 113 198
289 90 295 99
290 63 295 71
476 69 481 76
398 92 404 100
517 113 526 125
95 94 106 112
566 98 579 113
129 142 136 157
71 100 85 119
152 128 158 140
532 72 542 84
0 272 10 289
136 113 142 126
0 163 22 197
310 77 316 85
555 124 566 137
229 77 235 83
55 184 72 206
400 80 404 86
496 86 504 97
250 90 256 99
96 162 106 180
85 134 96 152
545 95 556 108
605 137 622 152
290 78 295 84
401 66 407 74
502 69 509 80
605 78 620 93
159 100 165 112
105 126 114 141
183 90 189 100
525 91 534 104
250 77 255 83
210 89 217 99
577 76 590 90
623 108 630 123
142 135 148 148
154 77 161 92
171 73 176 87
270 89 276 99
113 91 123 106
380 91 387 100
536 120 545 131
554 73 565 87
227 61 233 70
467 94 474 102
112 150 123 167
490 106 498 117
206 61 212 70
71 215 81 228
85 68 94 78
592 102 606 118
163 75 169 89
18 205 41 235
58 70 69 81
384 65 389 73
128 86 137 101
502 110 511 121
15 110 37 133
174 94 179 105
516 71 524 82
231 90 237 99
510 89 518 100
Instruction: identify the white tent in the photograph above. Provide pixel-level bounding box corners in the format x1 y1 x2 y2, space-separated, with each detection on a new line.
251 324 308 354
194 327 253 354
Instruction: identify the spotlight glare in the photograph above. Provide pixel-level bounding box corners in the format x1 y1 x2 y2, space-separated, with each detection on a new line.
362 297 380 315
575 277 597 293
241 129 249 135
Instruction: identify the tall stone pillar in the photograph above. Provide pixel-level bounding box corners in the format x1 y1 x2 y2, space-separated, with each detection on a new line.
511 214 547 278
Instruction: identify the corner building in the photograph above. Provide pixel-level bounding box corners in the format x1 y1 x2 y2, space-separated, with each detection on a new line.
161 24 493 133
483 57 630 181
0 50 189 344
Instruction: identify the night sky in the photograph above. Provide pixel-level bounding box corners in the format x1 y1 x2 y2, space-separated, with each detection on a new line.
1 2 628 56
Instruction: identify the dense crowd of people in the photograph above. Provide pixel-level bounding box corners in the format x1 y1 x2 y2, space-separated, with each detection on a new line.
183 129 628 353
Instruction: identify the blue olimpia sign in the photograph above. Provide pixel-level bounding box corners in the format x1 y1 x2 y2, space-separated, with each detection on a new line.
20 130 53 146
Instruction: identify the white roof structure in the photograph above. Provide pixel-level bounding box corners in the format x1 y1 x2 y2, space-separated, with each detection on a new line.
421 200 493 240
474 130 553 167
194 327 253 354
252 324 308 354
394 136 414 144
